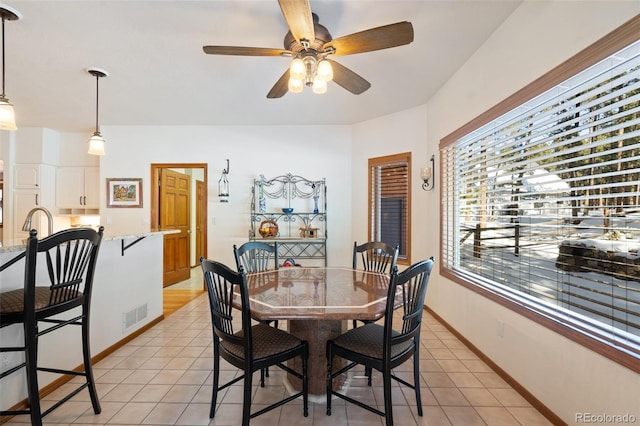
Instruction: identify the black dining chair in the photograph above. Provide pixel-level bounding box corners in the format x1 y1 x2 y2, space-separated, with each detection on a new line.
326 257 435 426
0 227 104 426
201 258 308 426
352 241 399 274
233 241 280 384
234 241 279 274
352 241 400 382
352 241 399 328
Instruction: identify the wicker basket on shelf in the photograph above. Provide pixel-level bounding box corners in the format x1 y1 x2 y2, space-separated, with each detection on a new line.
259 220 279 238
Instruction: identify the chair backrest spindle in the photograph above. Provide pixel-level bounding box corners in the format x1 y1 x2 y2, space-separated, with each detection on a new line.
234 241 279 273
353 241 399 274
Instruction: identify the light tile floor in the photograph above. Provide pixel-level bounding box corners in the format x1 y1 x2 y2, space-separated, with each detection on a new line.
4 293 553 425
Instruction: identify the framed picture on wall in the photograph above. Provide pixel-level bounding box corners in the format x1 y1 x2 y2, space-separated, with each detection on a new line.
106 178 143 208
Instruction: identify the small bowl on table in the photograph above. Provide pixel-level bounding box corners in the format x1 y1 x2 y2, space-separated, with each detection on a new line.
282 208 294 214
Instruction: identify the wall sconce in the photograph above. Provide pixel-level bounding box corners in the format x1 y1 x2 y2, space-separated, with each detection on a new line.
218 159 229 203
421 154 435 191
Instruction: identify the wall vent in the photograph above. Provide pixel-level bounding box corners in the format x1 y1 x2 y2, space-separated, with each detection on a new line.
123 303 148 332
137 304 148 322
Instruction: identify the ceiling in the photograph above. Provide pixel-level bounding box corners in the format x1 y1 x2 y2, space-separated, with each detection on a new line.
4 0 522 133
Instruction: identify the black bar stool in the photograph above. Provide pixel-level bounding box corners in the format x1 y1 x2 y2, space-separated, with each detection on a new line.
0 226 104 426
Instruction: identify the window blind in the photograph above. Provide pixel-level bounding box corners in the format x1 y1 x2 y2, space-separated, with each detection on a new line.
442 40 640 355
369 154 411 261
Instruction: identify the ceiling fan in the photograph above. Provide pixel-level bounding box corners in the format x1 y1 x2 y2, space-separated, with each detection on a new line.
202 0 414 98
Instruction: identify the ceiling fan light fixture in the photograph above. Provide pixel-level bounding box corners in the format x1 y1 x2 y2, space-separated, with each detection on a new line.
288 77 304 93
316 59 333 82
312 78 327 94
290 57 305 80
302 55 317 86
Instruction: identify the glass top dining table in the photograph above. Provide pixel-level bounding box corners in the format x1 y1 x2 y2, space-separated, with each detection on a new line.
245 266 391 321
244 267 392 396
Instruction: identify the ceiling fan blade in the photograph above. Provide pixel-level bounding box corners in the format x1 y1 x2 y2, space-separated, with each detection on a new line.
203 46 291 56
328 59 371 95
267 68 291 98
278 0 315 45
324 21 414 56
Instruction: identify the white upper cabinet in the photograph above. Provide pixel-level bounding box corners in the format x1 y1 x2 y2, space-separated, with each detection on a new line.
56 166 100 213
12 164 56 239
14 164 41 188
15 128 60 165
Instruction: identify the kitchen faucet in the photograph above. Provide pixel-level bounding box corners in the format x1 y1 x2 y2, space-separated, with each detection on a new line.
22 207 54 238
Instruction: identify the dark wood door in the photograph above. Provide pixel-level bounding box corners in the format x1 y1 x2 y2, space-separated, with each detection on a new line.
161 169 191 287
195 180 205 265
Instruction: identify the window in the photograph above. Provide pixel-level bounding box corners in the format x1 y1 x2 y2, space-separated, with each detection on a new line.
441 18 640 370
369 153 411 264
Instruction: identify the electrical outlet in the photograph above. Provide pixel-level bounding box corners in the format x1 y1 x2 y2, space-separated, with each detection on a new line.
497 321 505 338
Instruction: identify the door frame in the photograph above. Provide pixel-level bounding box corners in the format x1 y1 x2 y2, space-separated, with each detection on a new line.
150 163 208 265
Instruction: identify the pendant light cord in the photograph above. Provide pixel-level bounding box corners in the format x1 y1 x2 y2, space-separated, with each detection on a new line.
95 73 99 133
2 15 6 97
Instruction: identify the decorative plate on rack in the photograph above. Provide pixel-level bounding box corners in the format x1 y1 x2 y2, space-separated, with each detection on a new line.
258 220 279 238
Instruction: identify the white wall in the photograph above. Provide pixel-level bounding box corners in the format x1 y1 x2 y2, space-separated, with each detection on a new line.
351 1 640 425
95 125 354 268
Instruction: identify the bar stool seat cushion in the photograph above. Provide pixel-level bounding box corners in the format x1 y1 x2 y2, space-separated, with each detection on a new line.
0 288 82 322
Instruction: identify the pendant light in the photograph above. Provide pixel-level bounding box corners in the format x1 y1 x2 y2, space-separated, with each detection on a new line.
87 67 108 156
0 5 21 131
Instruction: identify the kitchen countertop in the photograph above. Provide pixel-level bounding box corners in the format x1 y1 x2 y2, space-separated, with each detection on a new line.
0 229 180 254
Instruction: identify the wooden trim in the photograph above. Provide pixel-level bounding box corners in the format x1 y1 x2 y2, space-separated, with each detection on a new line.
368 152 412 265
150 163 208 259
425 306 567 426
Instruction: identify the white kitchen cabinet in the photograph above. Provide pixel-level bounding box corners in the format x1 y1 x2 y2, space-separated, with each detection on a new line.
56 167 100 215
13 165 56 238
14 128 60 165
14 164 42 189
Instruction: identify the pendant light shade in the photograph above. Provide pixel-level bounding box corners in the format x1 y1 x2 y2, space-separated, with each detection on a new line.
87 68 108 156
0 97 16 130
88 132 106 156
0 5 21 131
